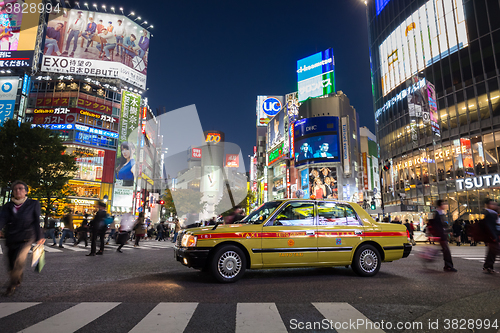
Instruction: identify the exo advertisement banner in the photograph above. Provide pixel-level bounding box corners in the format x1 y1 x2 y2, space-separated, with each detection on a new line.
42 8 151 89
297 48 334 102
308 167 338 200
225 154 239 168
256 95 283 127
379 0 467 96
293 116 340 165
0 0 42 68
0 76 18 125
115 90 141 188
267 107 284 151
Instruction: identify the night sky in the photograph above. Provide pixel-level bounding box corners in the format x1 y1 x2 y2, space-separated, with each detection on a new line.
114 0 373 167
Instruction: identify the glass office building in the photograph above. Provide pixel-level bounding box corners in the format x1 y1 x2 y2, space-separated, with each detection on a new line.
366 0 500 221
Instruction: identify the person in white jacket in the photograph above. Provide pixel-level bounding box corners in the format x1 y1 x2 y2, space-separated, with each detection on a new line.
96 29 116 61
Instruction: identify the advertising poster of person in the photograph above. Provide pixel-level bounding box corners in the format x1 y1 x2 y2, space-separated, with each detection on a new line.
0 0 41 68
309 167 338 200
41 8 150 89
293 116 340 165
267 108 284 150
114 90 141 188
295 135 339 163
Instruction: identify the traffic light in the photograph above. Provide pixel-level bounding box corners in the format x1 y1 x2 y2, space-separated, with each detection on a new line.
158 200 165 205
383 161 391 171
370 199 376 210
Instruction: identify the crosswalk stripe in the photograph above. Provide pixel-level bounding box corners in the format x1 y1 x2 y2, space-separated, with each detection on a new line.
0 303 39 319
60 245 87 252
236 303 288 333
18 302 120 333
313 303 385 333
464 258 484 260
129 302 198 333
0 246 3 255
42 246 62 253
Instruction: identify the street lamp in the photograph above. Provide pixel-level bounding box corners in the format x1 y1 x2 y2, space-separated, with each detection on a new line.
103 194 108 203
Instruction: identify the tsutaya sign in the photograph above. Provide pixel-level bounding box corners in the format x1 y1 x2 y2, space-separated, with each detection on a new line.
456 174 500 191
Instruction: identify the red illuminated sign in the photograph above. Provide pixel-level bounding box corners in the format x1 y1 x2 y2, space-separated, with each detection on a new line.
205 133 221 143
225 154 239 167
192 148 202 158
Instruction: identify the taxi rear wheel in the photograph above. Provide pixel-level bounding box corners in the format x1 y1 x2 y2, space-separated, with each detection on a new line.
352 244 381 277
211 245 246 283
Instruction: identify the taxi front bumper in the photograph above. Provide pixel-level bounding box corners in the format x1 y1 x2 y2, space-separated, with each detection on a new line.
174 246 211 269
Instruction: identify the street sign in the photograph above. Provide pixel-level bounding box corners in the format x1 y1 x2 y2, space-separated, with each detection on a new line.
373 188 377 195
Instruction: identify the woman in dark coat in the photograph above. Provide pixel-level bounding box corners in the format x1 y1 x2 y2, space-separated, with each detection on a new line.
0 180 45 296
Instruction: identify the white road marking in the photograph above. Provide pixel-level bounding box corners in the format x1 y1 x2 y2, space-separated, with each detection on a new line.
129 302 198 333
18 302 119 333
60 245 87 252
313 302 385 333
236 303 288 333
43 246 63 253
0 303 39 319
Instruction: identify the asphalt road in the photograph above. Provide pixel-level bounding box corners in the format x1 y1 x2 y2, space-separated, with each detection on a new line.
0 240 499 333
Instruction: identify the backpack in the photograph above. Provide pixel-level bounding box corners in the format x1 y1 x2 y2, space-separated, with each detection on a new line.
99 214 114 230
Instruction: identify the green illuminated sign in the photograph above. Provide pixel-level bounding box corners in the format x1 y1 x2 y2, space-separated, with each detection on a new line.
268 142 285 165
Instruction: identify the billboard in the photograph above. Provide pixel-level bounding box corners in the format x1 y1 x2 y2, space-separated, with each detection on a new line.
256 95 283 127
297 48 334 102
293 116 340 165
308 166 338 200
0 0 42 68
267 107 284 151
41 8 150 89
114 90 141 189
0 76 17 125
379 0 468 96
225 154 239 168
341 117 350 175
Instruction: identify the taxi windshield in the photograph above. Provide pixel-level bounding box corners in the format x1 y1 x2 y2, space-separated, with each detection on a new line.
242 201 282 224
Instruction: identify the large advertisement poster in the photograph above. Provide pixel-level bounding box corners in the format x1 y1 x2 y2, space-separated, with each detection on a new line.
0 0 41 68
297 48 334 102
0 76 17 125
41 8 150 89
294 116 340 165
379 0 468 96
114 90 141 189
309 167 338 200
267 108 284 151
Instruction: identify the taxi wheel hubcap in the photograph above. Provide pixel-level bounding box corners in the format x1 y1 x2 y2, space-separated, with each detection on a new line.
218 251 242 279
359 249 378 273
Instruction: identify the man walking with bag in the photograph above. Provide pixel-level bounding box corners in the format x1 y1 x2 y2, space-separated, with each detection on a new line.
483 199 500 273
87 201 107 256
429 199 456 272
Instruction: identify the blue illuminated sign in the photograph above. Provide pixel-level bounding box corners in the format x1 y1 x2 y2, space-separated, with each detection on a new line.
261 97 282 117
22 74 30 95
31 124 74 130
74 124 119 139
376 0 390 15
294 117 340 165
297 48 335 102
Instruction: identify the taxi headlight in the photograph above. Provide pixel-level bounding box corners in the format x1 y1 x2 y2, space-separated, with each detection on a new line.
181 234 197 247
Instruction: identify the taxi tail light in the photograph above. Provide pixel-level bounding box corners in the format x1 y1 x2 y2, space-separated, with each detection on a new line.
406 230 411 242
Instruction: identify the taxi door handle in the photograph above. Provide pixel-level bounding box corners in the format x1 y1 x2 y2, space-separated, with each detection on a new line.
306 230 315 235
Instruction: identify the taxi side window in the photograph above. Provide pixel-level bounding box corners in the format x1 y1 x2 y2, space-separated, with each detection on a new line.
342 205 362 226
271 202 315 226
318 202 346 225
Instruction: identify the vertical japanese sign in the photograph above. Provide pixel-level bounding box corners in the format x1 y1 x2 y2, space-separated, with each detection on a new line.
341 116 350 176
362 152 369 190
114 90 141 190
0 76 18 125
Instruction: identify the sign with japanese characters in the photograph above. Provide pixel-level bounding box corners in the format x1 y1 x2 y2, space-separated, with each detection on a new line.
35 95 113 114
0 77 18 125
31 107 118 125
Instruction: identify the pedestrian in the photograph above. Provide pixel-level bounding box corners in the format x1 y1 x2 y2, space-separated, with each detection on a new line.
133 212 146 247
172 218 181 243
404 219 415 245
482 199 500 273
116 213 134 253
59 210 76 248
452 220 463 246
76 217 89 247
106 217 116 245
47 217 57 246
429 199 456 272
0 180 45 296
156 221 164 241
87 201 107 256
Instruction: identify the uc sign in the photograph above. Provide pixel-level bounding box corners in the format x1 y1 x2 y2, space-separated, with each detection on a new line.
262 97 281 117
206 133 221 143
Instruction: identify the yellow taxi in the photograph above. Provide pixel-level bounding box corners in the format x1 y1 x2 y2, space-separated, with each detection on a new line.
174 199 411 282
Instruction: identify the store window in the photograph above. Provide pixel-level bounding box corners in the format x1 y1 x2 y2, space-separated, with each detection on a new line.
452 139 464 177
66 146 104 182
483 133 498 173
471 136 485 175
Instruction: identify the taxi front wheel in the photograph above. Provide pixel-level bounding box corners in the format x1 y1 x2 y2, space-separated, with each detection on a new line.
211 245 247 283
352 244 381 277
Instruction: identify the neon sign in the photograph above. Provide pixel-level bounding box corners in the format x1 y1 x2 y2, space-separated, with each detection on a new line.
205 133 221 143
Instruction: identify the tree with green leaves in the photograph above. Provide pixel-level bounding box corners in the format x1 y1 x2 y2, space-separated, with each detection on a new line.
161 188 206 218
0 119 78 226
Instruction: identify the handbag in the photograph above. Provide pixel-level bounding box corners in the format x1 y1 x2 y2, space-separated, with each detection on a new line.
31 244 45 273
